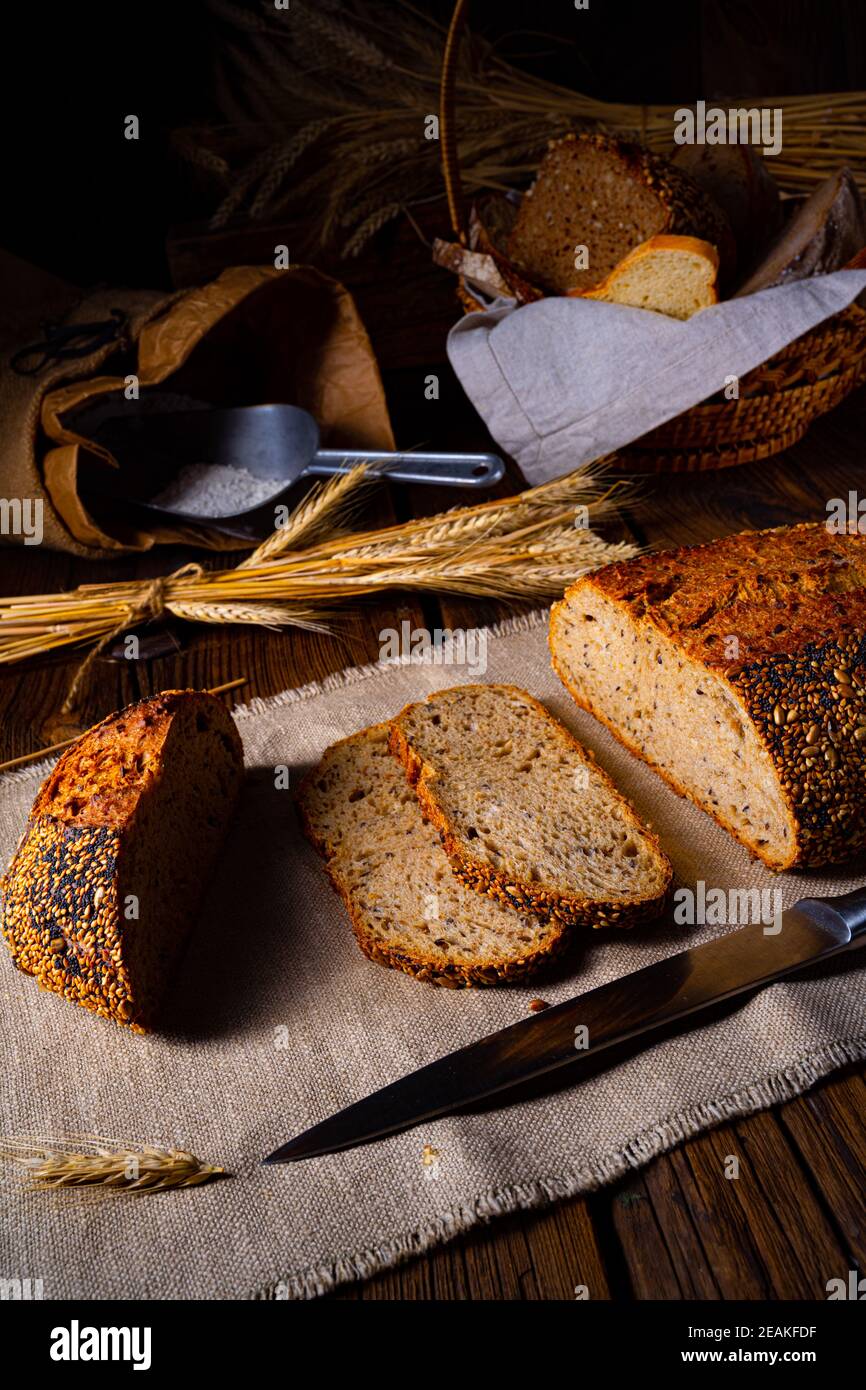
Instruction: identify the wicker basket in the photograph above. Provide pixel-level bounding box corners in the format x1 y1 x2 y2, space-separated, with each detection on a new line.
438 0 866 473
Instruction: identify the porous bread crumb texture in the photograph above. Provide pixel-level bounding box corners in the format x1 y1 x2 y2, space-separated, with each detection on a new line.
550 522 866 871
1 691 244 1030
577 235 719 319
389 685 671 929
298 724 575 987
506 131 732 296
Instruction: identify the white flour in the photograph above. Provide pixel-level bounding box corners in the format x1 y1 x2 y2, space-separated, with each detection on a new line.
150 463 288 517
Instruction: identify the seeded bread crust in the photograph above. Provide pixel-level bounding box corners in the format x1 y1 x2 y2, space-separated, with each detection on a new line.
550 523 866 870
389 685 671 929
507 131 734 295
297 723 571 986
1 690 244 1029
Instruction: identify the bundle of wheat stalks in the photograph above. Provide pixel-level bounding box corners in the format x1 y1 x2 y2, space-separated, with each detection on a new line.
176 0 866 256
0 463 635 683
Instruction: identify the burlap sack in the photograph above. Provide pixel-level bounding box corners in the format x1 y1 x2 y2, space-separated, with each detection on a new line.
0 257 394 555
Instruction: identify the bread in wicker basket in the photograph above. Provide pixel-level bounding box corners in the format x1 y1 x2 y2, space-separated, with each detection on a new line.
436 2 866 472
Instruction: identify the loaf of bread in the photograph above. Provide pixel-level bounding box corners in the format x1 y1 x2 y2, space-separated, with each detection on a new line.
389 685 671 928
1 691 244 1030
507 131 733 295
734 168 865 297
298 723 567 986
571 235 719 319
670 142 781 270
550 524 866 871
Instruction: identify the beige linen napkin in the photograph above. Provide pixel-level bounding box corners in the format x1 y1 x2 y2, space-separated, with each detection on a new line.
447 270 866 483
1 612 864 1299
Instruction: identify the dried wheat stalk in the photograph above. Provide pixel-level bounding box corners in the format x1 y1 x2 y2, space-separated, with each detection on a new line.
174 0 866 256
239 461 378 566
0 460 637 690
0 1136 224 1193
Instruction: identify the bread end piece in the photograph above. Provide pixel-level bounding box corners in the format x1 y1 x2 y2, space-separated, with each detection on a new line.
1 690 244 1029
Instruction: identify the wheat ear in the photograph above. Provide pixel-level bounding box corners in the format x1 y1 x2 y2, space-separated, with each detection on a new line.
241 463 373 568
0 1135 225 1193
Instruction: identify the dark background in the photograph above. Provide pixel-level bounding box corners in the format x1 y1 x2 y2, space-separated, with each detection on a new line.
2 0 865 290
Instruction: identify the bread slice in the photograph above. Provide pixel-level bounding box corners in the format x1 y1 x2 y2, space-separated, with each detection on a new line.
550 523 866 871
506 131 733 296
389 685 671 929
734 168 865 297
298 723 568 986
1 691 244 1030
571 235 719 319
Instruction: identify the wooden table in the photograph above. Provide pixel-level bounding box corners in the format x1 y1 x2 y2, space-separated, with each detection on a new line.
2 374 865 1301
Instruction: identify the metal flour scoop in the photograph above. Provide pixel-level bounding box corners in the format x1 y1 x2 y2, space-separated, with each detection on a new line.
78 396 505 540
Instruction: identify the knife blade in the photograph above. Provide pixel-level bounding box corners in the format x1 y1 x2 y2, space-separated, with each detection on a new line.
263 885 866 1164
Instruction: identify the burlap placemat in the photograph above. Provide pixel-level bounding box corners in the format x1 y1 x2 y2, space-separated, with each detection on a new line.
2 612 865 1300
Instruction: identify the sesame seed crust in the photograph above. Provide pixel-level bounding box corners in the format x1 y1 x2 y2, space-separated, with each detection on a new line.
729 633 866 867
1 818 139 1027
1 689 244 1029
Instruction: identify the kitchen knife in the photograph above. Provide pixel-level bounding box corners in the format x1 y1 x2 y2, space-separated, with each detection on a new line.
262 885 866 1164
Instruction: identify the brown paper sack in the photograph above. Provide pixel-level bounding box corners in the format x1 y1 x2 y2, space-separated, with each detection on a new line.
0 257 394 555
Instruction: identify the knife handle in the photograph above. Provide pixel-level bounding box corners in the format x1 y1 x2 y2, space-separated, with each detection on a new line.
803 884 866 941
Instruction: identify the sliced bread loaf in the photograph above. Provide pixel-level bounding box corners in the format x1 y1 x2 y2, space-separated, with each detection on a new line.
298 723 567 986
1 691 244 1030
571 235 719 319
506 131 733 295
550 523 866 871
389 685 671 928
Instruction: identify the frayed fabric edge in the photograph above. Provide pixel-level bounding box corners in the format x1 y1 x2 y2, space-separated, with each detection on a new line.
253 1034 866 1300
235 606 551 723
0 608 553 791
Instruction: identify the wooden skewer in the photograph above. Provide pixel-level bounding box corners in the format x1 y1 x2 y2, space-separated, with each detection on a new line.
204 677 249 698
0 677 248 775
0 738 78 773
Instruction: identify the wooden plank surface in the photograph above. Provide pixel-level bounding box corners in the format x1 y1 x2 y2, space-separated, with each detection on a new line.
0 387 864 1301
